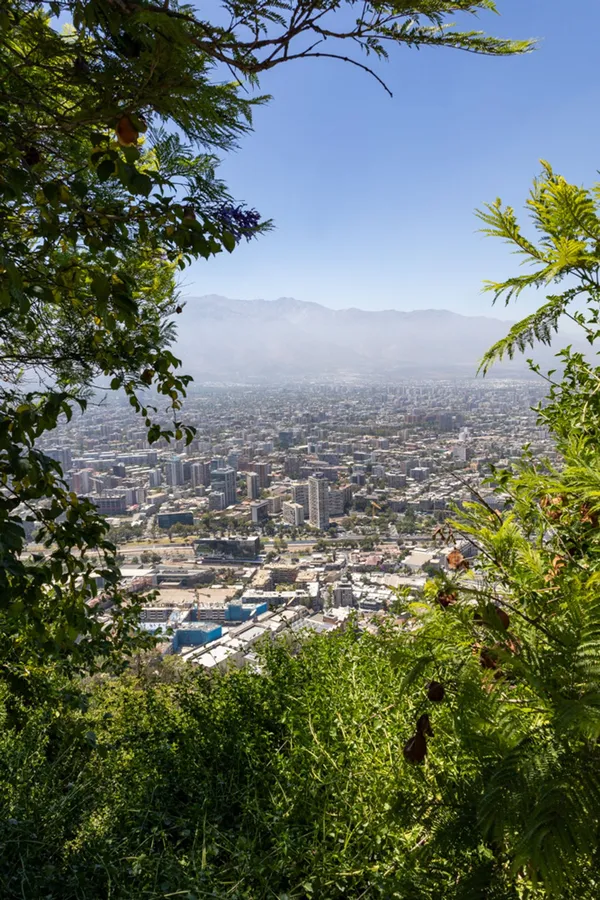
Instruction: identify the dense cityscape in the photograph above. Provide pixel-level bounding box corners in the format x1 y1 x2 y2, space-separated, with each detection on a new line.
37 379 553 670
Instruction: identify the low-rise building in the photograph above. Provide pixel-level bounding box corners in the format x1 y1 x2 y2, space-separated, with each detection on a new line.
282 501 305 526
251 500 269 524
157 511 194 529
208 491 226 511
332 581 354 607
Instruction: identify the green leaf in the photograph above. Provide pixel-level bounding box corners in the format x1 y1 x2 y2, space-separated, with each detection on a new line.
91 273 111 303
96 159 116 182
122 145 141 164
222 231 236 253
130 171 153 197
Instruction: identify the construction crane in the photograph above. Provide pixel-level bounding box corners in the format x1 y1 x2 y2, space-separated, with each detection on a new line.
371 501 382 519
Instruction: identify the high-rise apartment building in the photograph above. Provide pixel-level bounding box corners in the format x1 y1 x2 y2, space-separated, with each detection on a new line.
328 488 345 518
332 581 354 607
284 456 301 479
209 491 226 511
89 475 105 495
165 456 184 487
148 468 162 488
308 473 329 530
246 472 260 500
211 466 237 507
291 482 309 517
268 496 282 515
72 468 92 494
386 472 407 489
255 461 271 490
191 460 211 487
44 447 73 472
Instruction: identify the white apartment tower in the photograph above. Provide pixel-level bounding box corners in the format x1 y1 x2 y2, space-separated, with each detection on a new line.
210 467 237 507
291 482 309 517
165 456 184 487
308 473 329 530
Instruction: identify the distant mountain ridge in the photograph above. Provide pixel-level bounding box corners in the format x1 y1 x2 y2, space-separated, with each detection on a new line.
173 294 569 382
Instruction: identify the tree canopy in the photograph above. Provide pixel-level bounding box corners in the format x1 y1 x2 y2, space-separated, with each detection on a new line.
0 0 532 694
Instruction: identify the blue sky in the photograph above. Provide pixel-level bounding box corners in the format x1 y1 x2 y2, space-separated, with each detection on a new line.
183 0 599 320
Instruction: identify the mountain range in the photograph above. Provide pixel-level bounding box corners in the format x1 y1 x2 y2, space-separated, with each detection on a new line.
173 294 571 382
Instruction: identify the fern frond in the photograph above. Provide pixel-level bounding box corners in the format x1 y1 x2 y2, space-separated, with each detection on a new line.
481 270 555 306
477 199 545 263
480 739 600 896
574 592 600 684
478 295 569 374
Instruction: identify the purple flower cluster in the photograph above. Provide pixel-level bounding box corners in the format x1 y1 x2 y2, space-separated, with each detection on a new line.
213 204 261 243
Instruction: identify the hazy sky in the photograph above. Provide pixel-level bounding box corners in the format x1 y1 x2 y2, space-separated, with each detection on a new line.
183 1 599 320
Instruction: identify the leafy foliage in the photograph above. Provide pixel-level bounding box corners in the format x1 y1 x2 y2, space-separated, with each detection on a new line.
399 163 600 894
0 633 539 900
0 0 531 691
476 161 600 371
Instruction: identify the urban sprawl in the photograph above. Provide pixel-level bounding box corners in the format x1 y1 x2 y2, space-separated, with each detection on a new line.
38 380 555 669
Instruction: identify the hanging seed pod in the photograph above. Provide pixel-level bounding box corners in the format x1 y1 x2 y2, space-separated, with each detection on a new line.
73 55 90 75
495 606 510 630
544 555 567 583
416 713 433 737
115 29 143 59
475 606 510 630
480 647 500 670
427 681 445 702
581 503 599 526
403 732 427 764
436 590 457 609
116 115 139 146
447 548 466 570
540 495 564 522
23 146 41 166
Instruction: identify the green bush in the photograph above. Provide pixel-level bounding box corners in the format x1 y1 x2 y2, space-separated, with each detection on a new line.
0 627 537 900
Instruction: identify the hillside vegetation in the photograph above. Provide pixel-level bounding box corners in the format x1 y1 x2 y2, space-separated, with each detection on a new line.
0 622 579 900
